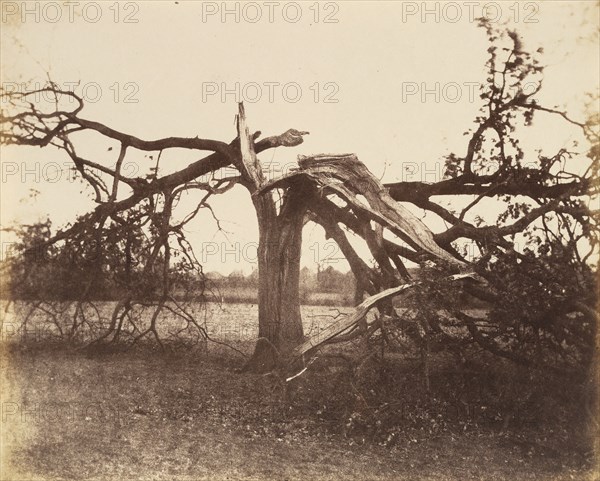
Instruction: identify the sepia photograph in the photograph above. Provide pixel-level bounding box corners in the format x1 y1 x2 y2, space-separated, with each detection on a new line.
0 1 598 480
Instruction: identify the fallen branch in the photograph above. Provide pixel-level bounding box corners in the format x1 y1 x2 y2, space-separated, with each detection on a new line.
291 272 479 360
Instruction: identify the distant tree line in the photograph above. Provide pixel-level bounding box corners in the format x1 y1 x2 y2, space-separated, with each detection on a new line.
0 221 358 305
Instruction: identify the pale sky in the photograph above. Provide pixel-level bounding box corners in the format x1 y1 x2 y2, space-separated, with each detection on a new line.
1 1 598 274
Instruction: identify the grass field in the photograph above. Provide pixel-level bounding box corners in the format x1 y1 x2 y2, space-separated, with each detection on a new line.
0 301 355 346
0 346 596 481
0 302 597 480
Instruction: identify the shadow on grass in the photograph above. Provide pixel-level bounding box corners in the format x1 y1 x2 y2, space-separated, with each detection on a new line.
0 342 597 481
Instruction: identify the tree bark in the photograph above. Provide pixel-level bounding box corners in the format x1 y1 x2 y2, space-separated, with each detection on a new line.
246 193 306 371
235 103 306 372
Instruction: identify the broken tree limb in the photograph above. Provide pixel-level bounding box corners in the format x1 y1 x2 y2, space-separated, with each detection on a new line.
259 154 466 269
236 102 265 187
291 272 478 359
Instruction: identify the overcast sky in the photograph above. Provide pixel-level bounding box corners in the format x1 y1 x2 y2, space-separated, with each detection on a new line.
1 1 598 274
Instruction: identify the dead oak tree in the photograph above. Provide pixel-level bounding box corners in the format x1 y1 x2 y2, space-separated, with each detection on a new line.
1 24 597 374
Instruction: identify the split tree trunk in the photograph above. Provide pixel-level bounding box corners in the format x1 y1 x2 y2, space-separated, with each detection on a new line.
235 103 306 372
